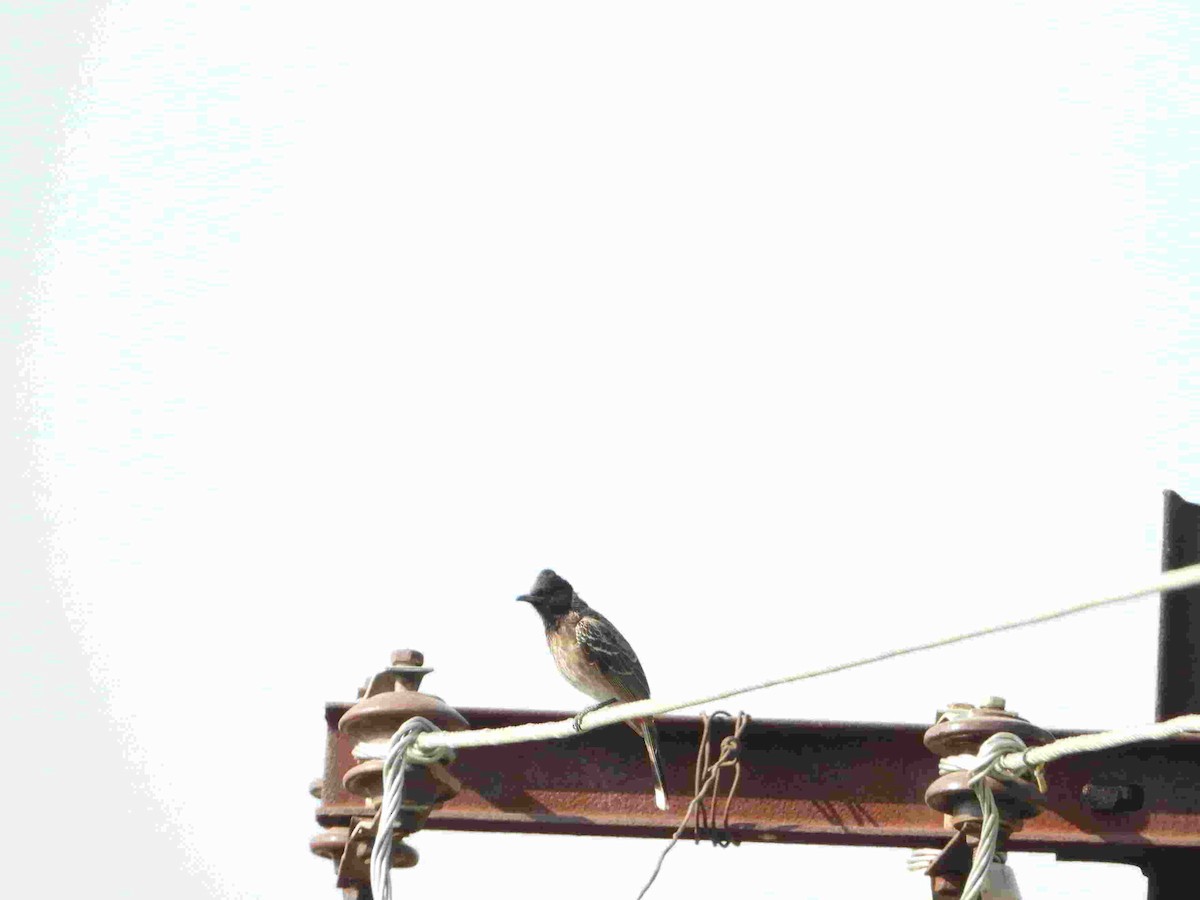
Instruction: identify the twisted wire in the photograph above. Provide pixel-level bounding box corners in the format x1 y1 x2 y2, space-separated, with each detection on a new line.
637 712 749 899
370 717 443 900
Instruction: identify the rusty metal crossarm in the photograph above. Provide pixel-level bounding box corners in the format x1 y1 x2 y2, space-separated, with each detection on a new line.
315 704 1200 858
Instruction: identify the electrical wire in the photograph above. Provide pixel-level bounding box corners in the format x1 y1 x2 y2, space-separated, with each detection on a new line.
371 717 443 900
350 562 1200 762
999 713 1200 775
939 733 1029 900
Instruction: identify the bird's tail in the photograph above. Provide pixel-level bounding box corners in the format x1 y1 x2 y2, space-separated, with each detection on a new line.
639 718 669 811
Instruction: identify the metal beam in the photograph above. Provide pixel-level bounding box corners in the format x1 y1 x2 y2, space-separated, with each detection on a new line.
315 705 1200 858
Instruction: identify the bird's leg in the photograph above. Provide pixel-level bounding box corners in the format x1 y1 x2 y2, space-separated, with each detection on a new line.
573 698 618 732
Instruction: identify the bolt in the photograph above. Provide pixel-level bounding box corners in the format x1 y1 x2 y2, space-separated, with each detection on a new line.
389 649 430 691
309 778 324 799
980 696 1006 710
1081 783 1143 813
392 649 425 667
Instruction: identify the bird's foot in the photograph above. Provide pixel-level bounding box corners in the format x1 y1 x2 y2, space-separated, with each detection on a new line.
573 698 618 732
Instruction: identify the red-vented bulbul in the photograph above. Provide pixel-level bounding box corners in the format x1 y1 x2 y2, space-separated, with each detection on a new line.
517 569 668 810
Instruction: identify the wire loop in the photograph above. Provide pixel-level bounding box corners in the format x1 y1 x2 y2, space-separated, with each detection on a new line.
636 711 751 899
693 711 749 847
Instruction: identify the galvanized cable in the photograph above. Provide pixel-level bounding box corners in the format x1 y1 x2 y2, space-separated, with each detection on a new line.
371 717 445 900
635 713 749 900
907 847 944 872
997 714 1200 777
351 563 1200 762
938 733 1031 900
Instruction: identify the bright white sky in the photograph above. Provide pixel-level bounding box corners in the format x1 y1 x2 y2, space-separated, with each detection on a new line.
5 2 1196 898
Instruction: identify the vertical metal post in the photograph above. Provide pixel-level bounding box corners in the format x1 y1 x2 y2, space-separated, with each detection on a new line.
1148 490 1200 899
1156 490 1200 720
1145 854 1190 900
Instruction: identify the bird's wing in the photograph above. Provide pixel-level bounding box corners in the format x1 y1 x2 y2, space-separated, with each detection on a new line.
575 613 651 701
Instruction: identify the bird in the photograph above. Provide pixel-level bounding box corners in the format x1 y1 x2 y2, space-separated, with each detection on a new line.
516 568 669 811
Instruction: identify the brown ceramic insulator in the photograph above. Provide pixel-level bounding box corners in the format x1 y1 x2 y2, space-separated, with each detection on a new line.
341 833 418 871
339 690 471 743
924 708 1054 758
335 817 421 888
339 651 470 745
336 840 419 888
310 827 350 862
925 770 1045 822
342 759 462 804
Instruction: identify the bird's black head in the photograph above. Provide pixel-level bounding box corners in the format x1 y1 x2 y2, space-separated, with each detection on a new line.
516 568 576 618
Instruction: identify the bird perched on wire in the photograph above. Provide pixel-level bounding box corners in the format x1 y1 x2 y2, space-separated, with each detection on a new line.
516 568 669 811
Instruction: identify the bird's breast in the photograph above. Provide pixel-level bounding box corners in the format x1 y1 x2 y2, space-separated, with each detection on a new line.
547 614 614 702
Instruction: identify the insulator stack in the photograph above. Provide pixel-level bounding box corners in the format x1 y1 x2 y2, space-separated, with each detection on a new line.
309 649 468 895
921 698 1052 898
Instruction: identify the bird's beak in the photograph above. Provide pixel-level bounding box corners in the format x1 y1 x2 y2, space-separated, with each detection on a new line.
516 594 533 603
